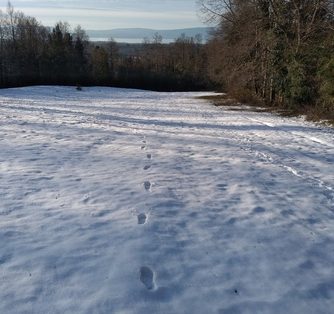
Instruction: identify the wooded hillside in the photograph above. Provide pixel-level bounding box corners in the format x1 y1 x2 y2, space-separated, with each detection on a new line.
199 0 334 119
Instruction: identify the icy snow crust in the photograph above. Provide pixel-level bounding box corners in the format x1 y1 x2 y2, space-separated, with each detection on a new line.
0 86 333 313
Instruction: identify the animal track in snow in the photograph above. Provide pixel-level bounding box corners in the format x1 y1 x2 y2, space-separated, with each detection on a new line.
143 165 151 170
147 154 152 160
140 266 155 290
144 181 151 191
137 213 147 224
141 145 146 150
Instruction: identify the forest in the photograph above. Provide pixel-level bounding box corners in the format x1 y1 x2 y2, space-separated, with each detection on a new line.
200 0 334 119
0 3 208 91
1 1 334 119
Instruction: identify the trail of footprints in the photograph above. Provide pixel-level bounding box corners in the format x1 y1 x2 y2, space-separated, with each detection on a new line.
137 138 156 290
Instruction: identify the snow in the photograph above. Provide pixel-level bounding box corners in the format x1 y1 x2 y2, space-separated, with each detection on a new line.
0 86 333 313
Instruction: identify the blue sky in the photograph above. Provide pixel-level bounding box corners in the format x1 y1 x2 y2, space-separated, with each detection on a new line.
0 0 206 29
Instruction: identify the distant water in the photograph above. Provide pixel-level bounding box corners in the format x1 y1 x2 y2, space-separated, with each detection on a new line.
91 37 175 43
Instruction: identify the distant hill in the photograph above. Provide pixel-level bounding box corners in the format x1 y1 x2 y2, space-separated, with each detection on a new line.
87 27 214 42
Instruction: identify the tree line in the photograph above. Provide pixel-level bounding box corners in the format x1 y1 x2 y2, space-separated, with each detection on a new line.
116 33 208 91
199 0 334 118
0 3 209 91
1 1 334 118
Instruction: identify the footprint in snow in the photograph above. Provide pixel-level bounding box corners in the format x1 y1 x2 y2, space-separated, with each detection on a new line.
217 184 228 191
144 181 152 191
141 145 146 150
143 165 151 170
147 154 152 160
83 195 91 204
253 206 266 214
137 213 147 225
91 210 111 218
140 266 155 290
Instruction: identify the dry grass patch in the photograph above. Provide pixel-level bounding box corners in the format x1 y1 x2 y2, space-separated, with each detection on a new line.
198 94 334 126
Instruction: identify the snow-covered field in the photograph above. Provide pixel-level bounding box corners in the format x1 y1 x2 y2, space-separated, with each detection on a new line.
0 86 333 314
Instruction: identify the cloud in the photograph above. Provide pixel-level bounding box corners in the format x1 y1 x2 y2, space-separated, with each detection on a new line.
0 0 204 29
